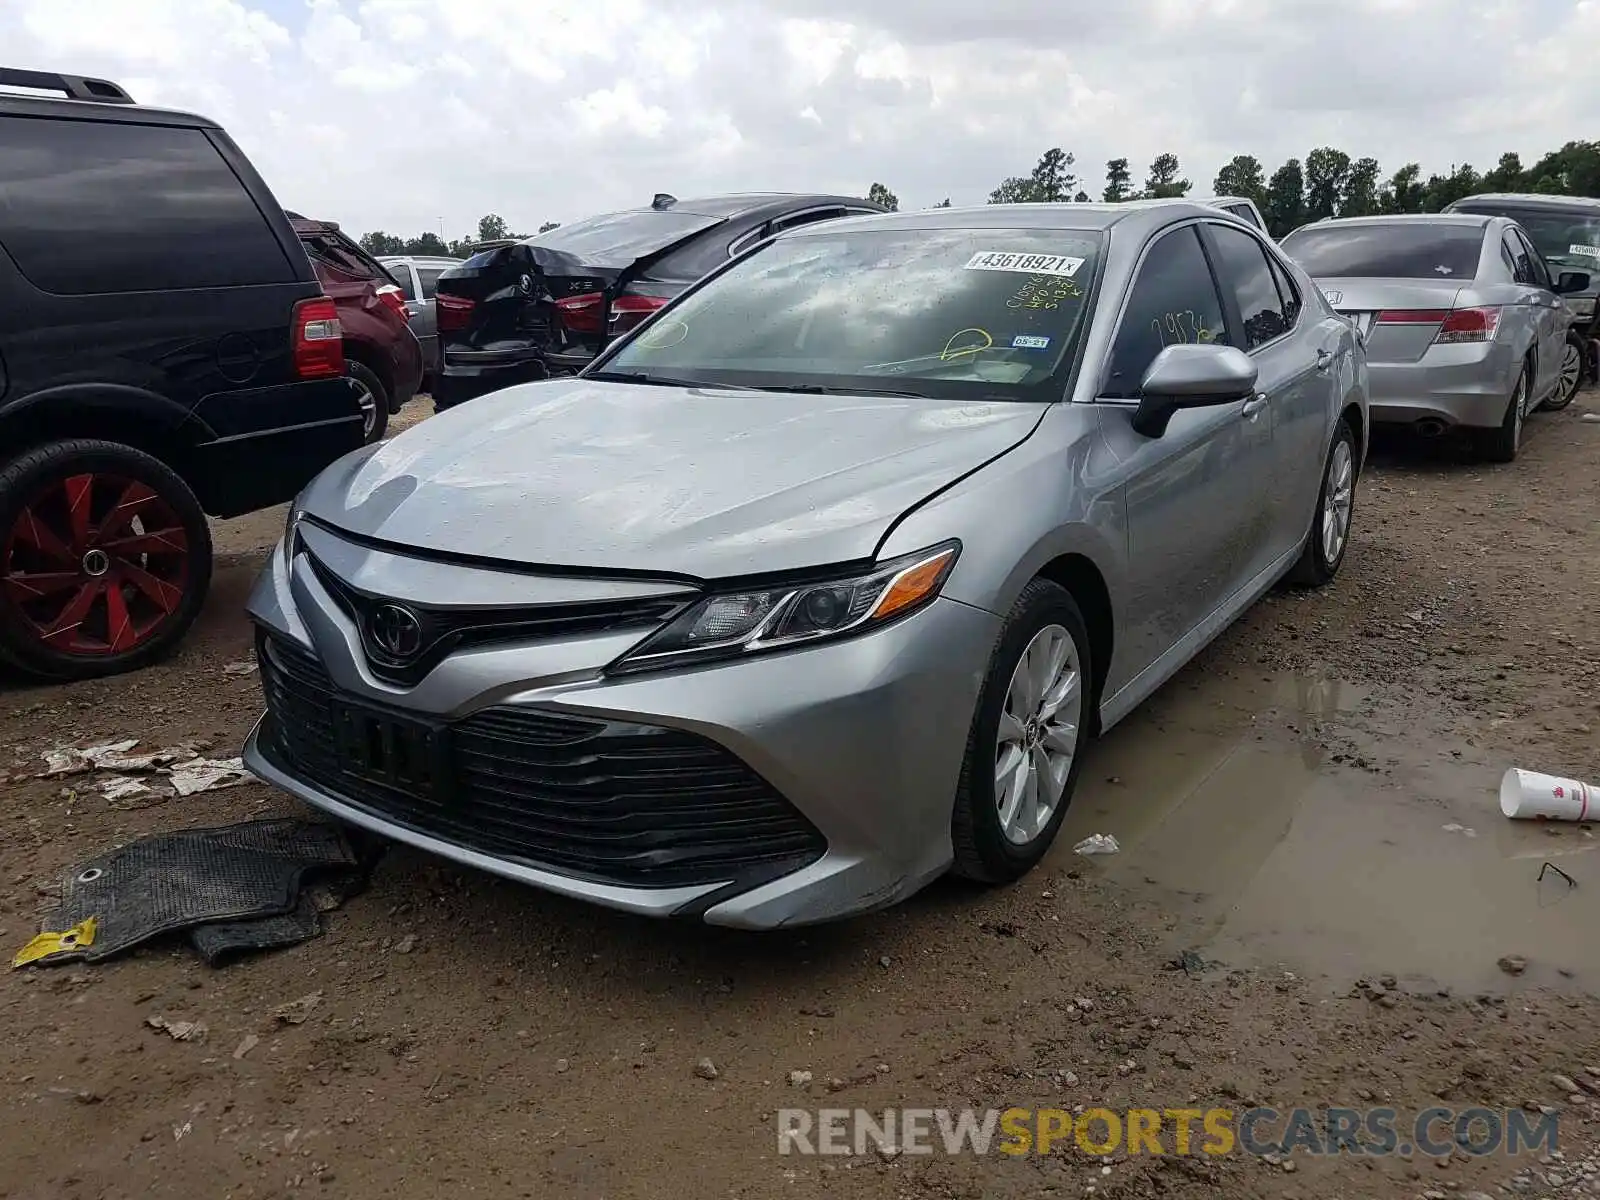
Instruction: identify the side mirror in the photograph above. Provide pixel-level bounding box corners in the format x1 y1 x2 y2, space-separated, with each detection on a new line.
1131 343 1259 438
1556 270 1591 295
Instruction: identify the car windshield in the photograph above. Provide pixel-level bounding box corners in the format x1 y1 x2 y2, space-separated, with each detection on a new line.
1280 223 1484 279
531 209 722 265
1490 210 1600 272
594 227 1104 400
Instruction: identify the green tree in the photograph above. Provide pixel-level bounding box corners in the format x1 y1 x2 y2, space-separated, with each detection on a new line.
477 213 510 243
538 220 561 233
932 198 952 208
1264 158 1305 237
989 147 1077 203
1420 163 1483 211
406 232 451 256
1524 141 1600 197
1103 157 1134 202
866 182 899 211
1382 163 1425 214
1213 154 1266 208
1143 152 1190 198
1482 152 1525 193
1340 157 1382 217
1073 190 1089 202
1304 148 1352 221
359 231 406 256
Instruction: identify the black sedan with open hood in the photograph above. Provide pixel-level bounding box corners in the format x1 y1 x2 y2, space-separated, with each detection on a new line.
429 192 883 409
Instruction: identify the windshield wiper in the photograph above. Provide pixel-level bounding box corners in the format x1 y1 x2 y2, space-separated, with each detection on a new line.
751 383 935 399
587 370 756 391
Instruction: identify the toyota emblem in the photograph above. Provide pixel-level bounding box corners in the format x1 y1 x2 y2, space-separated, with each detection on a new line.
368 603 423 660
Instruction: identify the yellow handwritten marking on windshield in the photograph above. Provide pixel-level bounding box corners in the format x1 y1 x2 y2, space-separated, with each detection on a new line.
1152 311 1221 347
941 328 994 361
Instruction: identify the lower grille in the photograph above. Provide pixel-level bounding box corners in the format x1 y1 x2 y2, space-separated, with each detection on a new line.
255 635 826 889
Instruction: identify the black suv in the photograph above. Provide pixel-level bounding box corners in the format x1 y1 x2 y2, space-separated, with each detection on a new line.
432 192 885 409
0 69 364 680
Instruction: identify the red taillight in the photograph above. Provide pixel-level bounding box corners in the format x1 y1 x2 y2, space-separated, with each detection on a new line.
1374 306 1501 344
375 283 408 324
554 291 605 335
609 293 670 335
1434 306 1501 343
292 295 344 379
435 292 476 333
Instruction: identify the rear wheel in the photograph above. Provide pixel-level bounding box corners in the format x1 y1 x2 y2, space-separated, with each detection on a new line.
348 361 390 444
951 579 1093 884
1473 359 1530 463
1544 332 1583 411
1287 418 1357 588
0 440 212 680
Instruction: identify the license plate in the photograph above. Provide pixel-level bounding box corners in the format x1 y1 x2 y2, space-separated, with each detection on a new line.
329 699 448 797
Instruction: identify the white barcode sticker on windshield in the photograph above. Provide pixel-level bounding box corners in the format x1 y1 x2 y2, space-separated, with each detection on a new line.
1569 244 1600 259
1012 334 1051 349
965 251 1084 277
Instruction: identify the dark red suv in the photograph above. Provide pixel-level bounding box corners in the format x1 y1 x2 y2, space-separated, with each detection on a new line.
289 215 424 442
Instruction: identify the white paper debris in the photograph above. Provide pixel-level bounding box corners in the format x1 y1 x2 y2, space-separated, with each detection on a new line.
222 660 258 677
40 739 199 777
1074 833 1121 856
101 777 153 803
168 757 254 797
146 1015 207 1042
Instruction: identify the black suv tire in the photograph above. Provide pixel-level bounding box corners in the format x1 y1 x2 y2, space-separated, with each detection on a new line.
0 439 213 680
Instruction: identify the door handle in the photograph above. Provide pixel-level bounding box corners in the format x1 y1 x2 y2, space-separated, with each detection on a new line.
1315 348 1333 372
1240 394 1268 421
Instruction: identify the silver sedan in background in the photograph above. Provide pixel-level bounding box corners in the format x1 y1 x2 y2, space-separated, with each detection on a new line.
245 202 1367 928
1280 214 1589 461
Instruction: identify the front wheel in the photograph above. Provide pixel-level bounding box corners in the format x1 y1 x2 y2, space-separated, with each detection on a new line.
1286 418 1357 588
951 579 1093 884
1543 332 1583 411
0 439 213 680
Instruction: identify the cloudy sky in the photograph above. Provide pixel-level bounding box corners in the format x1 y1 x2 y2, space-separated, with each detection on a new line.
5 0 1595 239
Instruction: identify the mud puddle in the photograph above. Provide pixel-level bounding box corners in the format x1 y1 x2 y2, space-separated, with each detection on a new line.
1054 669 1598 993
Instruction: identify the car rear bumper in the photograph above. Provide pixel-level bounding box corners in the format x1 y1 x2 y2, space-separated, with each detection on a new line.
242 537 1003 927
1366 341 1518 429
435 347 594 410
185 378 365 518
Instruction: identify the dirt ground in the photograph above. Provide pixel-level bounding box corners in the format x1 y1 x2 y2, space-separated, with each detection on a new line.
3 395 1600 1199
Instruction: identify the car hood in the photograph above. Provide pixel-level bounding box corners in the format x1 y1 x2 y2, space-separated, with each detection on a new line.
300 378 1044 578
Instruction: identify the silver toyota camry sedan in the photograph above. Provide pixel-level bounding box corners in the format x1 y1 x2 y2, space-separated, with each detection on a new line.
245 201 1369 928
1280 213 1589 461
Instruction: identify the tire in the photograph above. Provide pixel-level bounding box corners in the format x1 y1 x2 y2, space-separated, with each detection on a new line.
348 360 390 444
951 578 1093 884
1286 418 1358 588
1543 333 1583 411
1473 358 1530 463
0 439 213 680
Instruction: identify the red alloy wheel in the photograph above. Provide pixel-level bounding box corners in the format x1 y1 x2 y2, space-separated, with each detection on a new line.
1 472 190 656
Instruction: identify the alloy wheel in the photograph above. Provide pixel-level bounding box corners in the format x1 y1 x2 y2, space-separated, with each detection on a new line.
1557 341 1582 406
352 376 378 439
994 624 1082 845
1 473 190 655
1321 438 1354 565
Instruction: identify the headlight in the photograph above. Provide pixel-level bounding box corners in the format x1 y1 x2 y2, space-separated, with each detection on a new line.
283 500 306 553
610 541 961 673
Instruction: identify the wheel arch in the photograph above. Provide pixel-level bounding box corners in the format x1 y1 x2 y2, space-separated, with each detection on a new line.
0 386 203 490
1033 552 1113 734
342 338 395 407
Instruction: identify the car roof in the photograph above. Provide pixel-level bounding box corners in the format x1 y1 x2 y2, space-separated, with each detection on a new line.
378 255 462 265
780 200 1226 239
1293 213 1495 230
609 193 882 220
1450 192 1600 212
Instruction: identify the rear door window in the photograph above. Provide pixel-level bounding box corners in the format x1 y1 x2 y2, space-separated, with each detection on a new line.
1265 252 1302 328
0 116 295 294
1104 226 1230 399
1279 223 1485 279
532 209 723 267
388 263 417 301
416 266 449 299
1206 223 1291 349
1515 229 1553 288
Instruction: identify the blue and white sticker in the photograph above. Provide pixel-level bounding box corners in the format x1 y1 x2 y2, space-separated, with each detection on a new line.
965 251 1084 277
1011 334 1051 350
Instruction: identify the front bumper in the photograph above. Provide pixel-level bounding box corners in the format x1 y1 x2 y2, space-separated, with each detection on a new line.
1366 341 1518 429
243 536 1002 927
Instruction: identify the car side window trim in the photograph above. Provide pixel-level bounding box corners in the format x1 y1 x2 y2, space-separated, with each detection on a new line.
1515 228 1553 288
1093 219 1232 405
1198 220 1296 355
1263 249 1303 334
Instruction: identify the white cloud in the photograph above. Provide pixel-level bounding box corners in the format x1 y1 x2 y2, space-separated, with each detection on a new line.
3 0 1598 238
